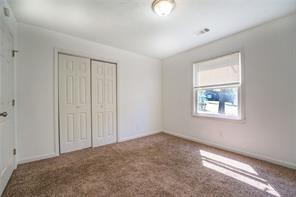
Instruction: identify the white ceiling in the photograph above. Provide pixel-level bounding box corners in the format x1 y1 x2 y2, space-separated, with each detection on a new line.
8 0 296 59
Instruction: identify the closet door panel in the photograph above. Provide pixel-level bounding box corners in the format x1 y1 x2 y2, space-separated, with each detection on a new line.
76 60 91 148
104 63 117 139
91 60 117 147
59 54 91 153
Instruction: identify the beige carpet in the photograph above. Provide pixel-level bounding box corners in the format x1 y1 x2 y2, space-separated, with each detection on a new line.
3 133 296 197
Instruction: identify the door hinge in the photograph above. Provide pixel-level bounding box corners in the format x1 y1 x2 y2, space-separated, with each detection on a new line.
13 148 16 155
3 7 10 17
12 50 19 57
12 99 16 107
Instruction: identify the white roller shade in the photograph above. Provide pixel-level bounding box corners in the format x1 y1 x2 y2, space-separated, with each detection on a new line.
194 52 241 87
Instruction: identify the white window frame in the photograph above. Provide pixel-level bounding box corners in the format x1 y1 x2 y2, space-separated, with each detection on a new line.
192 51 244 120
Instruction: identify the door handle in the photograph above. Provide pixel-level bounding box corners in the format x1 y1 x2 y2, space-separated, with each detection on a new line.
0 112 8 117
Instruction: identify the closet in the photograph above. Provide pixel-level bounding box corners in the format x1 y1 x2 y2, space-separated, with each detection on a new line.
58 53 117 153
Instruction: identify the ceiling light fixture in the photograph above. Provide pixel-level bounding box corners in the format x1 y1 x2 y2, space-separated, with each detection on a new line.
152 0 176 17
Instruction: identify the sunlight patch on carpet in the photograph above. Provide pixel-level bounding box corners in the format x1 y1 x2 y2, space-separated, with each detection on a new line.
200 150 280 197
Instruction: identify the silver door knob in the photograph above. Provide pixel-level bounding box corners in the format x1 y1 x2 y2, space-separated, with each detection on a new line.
0 112 8 117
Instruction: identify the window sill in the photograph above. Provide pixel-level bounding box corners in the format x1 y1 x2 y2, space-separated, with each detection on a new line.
192 113 245 122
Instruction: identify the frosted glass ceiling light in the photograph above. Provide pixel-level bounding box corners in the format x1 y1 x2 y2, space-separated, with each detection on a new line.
152 0 176 16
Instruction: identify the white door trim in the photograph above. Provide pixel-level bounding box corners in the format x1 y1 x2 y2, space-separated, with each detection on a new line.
54 48 119 155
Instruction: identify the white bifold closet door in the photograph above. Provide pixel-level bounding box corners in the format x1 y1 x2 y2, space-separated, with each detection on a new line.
59 54 92 153
91 60 117 147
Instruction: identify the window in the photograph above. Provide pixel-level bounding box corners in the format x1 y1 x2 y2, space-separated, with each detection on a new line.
193 52 242 120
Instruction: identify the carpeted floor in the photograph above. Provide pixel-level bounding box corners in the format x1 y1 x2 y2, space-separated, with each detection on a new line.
3 133 296 197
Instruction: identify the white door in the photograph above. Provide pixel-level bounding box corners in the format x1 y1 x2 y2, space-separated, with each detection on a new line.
59 54 92 153
91 60 117 147
0 17 15 195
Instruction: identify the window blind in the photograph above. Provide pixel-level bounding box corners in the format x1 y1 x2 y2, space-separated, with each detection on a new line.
194 52 241 87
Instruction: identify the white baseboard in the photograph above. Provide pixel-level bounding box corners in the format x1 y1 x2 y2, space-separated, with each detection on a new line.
0 157 15 196
118 130 161 142
163 130 296 170
17 130 295 170
17 153 58 165
17 131 162 165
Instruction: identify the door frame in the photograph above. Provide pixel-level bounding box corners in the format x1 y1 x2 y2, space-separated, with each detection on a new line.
54 48 119 155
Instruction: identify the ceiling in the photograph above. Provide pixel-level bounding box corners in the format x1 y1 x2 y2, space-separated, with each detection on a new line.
8 0 296 59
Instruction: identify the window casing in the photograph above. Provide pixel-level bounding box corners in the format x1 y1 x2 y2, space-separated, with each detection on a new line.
193 52 243 120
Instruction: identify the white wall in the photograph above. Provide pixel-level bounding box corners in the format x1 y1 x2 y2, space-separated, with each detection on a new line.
163 14 296 168
16 23 162 163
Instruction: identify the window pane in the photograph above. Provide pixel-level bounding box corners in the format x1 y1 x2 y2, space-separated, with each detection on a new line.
196 87 239 117
193 53 241 87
